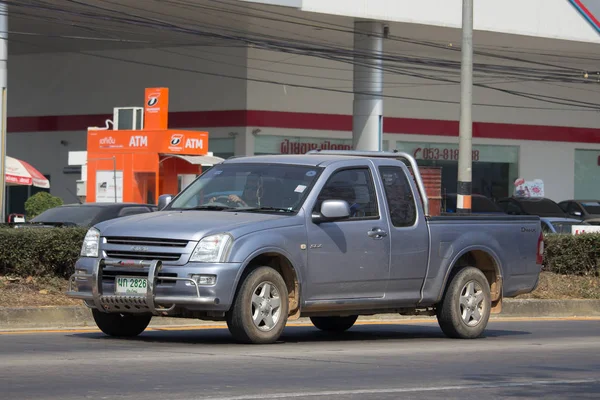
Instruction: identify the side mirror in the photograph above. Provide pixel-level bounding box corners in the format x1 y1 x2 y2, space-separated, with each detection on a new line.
158 194 173 210
312 200 351 223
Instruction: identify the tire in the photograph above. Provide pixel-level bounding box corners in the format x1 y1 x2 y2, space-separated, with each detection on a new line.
92 309 152 337
310 315 358 332
436 267 491 339
226 266 289 344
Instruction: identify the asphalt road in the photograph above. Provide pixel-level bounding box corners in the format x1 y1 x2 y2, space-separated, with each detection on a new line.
1 318 599 400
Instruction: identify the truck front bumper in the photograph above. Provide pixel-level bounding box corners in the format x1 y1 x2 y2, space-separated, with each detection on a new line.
66 258 241 315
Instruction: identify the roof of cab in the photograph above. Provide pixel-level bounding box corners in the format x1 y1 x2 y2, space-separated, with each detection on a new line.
221 154 373 167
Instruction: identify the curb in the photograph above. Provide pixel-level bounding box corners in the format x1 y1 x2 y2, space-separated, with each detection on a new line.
1 299 599 331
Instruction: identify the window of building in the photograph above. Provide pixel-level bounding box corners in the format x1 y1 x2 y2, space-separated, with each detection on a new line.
574 149 600 200
314 168 378 219
379 166 417 227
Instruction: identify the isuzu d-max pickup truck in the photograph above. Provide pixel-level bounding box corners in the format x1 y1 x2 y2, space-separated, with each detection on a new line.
67 150 544 344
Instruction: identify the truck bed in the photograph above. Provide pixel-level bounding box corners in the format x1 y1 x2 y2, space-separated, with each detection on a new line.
420 214 542 306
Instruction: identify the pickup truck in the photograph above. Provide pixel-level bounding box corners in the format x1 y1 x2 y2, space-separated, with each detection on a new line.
66 150 544 344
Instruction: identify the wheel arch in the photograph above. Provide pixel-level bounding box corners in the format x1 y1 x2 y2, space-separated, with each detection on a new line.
232 247 302 319
438 246 504 313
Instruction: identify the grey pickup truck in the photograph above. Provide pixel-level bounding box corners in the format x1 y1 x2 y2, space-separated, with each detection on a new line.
67 150 544 344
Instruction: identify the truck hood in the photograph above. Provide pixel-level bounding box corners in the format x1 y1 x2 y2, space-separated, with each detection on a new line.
94 210 298 241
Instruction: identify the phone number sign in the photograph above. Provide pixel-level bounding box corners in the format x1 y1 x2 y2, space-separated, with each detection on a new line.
413 147 481 162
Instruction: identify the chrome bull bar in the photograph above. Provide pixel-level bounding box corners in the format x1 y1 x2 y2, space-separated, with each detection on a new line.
66 258 218 315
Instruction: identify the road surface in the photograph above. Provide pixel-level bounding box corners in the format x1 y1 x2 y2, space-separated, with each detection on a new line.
1 318 599 399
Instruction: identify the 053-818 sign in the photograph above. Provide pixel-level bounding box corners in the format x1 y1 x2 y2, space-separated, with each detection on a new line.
413 147 480 162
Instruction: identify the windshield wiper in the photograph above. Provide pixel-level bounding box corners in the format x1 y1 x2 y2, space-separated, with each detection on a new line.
233 207 295 213
185 205 237 211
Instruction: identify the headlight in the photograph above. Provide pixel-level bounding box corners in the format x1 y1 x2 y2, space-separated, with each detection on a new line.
189 233 232 263
80 228 100 258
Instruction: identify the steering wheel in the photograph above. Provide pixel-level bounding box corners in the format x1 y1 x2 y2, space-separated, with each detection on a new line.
207 195 247 207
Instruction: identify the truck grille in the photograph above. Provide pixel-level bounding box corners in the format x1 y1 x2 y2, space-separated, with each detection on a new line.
104 237 189 248
102 236 191 263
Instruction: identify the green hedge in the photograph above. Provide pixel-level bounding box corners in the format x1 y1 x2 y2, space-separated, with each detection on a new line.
0 227 599 279
543 233 600 277
0 227 87 278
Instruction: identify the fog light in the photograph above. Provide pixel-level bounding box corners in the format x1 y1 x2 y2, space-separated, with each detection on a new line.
189 274 216 286
75 269 88 281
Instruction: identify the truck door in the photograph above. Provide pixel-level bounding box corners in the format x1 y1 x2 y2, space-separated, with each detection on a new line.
377 164 430 304
305 164 390 300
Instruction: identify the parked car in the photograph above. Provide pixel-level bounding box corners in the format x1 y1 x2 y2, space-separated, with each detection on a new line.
496 197 568 218
442 193 505 215
558 200 600 221
66 150 543 344
18 202 157 228
540 217 589 235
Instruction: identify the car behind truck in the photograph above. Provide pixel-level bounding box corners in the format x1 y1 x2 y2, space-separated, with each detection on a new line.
67 150 544 344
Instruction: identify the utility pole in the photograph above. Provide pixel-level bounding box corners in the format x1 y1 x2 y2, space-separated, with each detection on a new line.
457 0 473 214
0 3 7 222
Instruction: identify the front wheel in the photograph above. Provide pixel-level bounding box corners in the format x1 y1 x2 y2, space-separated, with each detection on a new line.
92 309 152 337
226 266 289 344
436 267 491 339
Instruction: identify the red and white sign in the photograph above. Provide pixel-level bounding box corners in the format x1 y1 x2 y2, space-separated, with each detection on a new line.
4 156 50 188
572 225 600 235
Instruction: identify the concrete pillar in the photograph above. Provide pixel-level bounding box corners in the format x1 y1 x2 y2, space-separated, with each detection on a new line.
352 20 384 152
234 128 255 157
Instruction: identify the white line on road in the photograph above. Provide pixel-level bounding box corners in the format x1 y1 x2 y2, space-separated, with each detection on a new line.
195 378 600 400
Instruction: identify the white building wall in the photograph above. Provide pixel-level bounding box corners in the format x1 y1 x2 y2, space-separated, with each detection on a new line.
9 45 248 117
300 0 600 44
246 48 600 129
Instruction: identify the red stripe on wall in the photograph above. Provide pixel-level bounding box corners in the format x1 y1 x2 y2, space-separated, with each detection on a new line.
7 110 600 144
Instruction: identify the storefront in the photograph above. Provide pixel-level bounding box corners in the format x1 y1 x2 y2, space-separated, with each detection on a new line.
395 142 519 200
252 134 518 200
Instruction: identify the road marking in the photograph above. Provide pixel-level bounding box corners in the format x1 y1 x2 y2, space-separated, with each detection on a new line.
1 316 599 335
194 379 600 400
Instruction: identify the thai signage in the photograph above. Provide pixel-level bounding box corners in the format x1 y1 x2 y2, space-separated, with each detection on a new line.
279 139 353 154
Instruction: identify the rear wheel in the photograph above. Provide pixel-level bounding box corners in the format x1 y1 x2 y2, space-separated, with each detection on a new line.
92 309 152 337
226 266 289 344
310 315 358 332
436 267 491 339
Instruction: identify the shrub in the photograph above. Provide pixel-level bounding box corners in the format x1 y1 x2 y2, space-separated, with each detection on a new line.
24 192 63 219
0 227 87 278
543 233 600 276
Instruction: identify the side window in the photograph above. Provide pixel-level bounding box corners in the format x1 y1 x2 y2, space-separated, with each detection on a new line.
568 202 582 214
119 207 152 217
541 221 552 234
315 168 378 219
379 166 417 227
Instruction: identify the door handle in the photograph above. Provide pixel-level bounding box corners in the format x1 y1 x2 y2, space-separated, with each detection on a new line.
367 227 388 239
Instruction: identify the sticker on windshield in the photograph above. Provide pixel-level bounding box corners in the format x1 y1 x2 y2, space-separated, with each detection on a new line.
306 171 316 177
295 185 307 193
213 170 223 175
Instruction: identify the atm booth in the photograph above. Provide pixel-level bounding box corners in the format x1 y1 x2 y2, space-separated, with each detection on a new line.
85 88 222 204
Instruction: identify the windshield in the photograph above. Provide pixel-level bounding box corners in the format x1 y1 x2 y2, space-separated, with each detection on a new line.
520 199 565 215
551 221 586 234
581 202 600 214
167 163 324 212
30 206 103 226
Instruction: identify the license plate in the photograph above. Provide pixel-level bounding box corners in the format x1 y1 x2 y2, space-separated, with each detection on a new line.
115 276 148 295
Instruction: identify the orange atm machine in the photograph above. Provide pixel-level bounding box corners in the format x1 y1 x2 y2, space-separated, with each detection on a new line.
86 88 210 204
